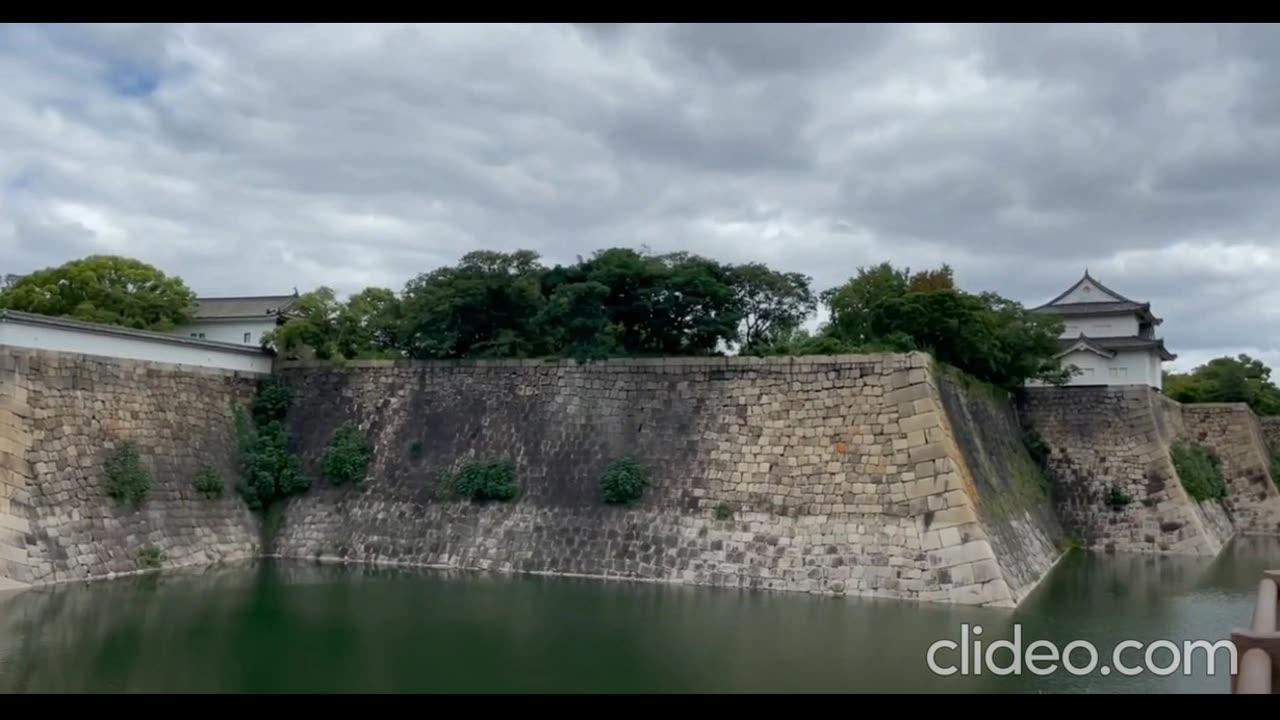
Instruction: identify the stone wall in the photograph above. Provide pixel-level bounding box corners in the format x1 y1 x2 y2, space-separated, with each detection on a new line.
1259 417 1280 459
0 347 263 586
274 354 1063 607
934 373 1065 603
1017 386 1233 556
1180 404 1280 535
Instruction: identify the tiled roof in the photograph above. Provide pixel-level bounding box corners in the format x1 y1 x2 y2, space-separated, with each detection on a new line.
1057 335 1176 361
1035 301 1150 315
193 295 297 320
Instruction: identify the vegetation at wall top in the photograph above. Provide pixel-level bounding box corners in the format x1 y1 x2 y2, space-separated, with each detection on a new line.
10 250 1079 390
255 249 1068 390
0 255 196 331
601 456 649 505
1164 354 1280 416
1170 440 1227 502
105 439 151 506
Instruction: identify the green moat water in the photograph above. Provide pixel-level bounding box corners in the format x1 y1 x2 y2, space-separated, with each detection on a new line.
1 536 1276 693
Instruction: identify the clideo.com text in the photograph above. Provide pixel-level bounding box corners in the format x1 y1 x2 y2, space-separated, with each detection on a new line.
926 624 1237 677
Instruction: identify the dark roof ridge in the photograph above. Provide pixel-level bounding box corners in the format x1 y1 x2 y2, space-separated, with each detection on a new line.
1035 269 1141 309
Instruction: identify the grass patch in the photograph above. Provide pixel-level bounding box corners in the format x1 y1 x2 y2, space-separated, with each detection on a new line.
935 360 1011 406
1171 439 1227 502
714 502 734 521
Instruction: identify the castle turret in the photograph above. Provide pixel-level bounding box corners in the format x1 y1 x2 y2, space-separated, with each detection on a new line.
1031 270 1175 389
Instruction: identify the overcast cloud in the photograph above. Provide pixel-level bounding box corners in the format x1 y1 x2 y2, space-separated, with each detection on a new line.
3 23 1280 371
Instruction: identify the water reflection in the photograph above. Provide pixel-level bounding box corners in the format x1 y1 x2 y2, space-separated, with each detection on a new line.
1 539 1276 693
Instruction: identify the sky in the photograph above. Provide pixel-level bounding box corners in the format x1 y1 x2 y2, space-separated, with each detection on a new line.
3 23 1280 372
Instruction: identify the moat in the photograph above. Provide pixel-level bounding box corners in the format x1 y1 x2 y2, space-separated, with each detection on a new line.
1 536 1274 694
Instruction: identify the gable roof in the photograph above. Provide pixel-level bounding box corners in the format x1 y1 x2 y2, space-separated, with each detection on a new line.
1056 336 1115 360
193 294 298 321
1056 334 1177 361
1033 270 1161 324
1036 269 1137 308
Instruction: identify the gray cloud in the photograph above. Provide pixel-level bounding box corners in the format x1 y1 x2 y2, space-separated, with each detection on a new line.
3 23 1280 370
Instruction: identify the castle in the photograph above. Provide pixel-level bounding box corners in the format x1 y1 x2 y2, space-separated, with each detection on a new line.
1031 270 1177 390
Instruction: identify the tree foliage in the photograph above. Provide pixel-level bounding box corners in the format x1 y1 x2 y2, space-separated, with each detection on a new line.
235 381 307 512
400 250 549 360
0 255 196 331
248 249 1068 390
1164 354 1280 416
731 263 816 354
794 262 1070 389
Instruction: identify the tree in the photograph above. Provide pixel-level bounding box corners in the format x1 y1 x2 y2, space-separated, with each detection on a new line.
399 250 548 359
0 255 196 331
261 287 344 359
729 263 816 354
535 280 617 361
336 287 403 359
568 248 741 357
809 262 1068 389
1165 354 1280 415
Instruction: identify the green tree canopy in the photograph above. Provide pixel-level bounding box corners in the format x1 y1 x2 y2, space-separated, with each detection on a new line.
0 255 196 331
796 262 1069 389
730 263 816 354
1165 354 1280 415
259 249 1065 391
400 250 549 359
261 287 345 359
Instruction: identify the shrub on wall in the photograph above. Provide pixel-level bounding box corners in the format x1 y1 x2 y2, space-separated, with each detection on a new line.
234 380 309 513
322 422 372 487
137 546 165 570
601 456 648 505
1021 428 1051 471
1104 485 1131 511
1171 440 1227 502
193 464 225 499
450 460 518 501
251 380 292 425
105 440 151 506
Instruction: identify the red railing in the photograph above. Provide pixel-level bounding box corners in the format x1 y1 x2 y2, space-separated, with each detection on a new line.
1231 571 1280 693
